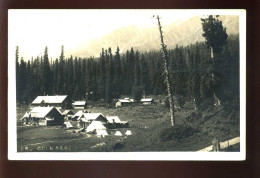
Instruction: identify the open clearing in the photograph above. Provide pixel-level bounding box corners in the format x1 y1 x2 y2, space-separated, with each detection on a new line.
16 103 240 152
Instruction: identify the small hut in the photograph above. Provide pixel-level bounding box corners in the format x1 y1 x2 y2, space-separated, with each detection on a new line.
115 99 135 107
22 107 64 126
140 98 155 105
31 95 73 109
72 101 87 109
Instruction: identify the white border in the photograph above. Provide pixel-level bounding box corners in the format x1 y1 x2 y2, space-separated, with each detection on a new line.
8 9 246 160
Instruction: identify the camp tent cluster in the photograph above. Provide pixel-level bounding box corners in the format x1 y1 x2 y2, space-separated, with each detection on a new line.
66 109 131 137
21 95 132 137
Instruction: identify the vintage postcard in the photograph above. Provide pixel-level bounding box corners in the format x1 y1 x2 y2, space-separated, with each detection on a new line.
8 9 246 160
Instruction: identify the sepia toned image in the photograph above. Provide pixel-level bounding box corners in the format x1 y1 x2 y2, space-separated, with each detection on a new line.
8 9 246 160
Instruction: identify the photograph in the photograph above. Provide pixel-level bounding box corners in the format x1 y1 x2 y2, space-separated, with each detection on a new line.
8 9 246 160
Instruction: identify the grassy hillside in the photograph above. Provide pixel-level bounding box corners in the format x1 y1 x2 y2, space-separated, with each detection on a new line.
16 101 239 152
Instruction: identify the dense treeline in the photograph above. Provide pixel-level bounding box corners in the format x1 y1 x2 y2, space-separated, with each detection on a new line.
16 35 239 108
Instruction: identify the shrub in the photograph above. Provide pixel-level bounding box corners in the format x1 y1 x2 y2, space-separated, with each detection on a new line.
112 141 125 151
160 125 199 142
185 111 202 122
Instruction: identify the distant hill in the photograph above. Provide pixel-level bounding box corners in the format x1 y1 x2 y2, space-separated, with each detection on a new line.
67 15 239 58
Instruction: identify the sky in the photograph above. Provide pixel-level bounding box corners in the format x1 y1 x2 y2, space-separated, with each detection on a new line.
8 9 243 60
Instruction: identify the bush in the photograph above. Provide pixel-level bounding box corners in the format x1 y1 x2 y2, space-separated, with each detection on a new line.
160 125 199 142
198 97 214 111
185 111 202 122
112 141 125 151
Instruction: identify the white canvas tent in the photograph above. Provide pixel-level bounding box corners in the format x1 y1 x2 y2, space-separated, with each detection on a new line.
72 110 83 119
86 121 106 133
106 116 121 123
114 131 122 136
125 130 132 135
21 112 30 120
72 110 89 121
96 130 109 137
64 121 74 129
81 113 106 123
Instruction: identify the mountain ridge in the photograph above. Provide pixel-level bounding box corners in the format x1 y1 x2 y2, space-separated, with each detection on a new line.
67 15 239 57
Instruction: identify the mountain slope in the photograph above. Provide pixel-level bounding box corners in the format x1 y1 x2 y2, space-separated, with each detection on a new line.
68 15 239 57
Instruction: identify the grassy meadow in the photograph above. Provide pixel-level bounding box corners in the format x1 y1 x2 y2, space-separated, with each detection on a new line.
16 102 240 152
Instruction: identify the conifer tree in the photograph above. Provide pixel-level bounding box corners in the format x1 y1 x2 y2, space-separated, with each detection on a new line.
58 45 65 94
19 57 27 102
16 46 21 102
201 15 228 106
105 48 113 103
98 48 106 99
174 46 188 108
139 53 150 96
132 50 142 102
192 45 201 110
113 46 123 98
67 55 74 96
42 46 51 95
53 58 59 94
23 60 34 102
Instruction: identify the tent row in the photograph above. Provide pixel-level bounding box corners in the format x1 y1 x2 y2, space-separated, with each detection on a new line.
61 109 131 137
64 120 132 138
86 123 132 137
65 110 129 129
97 129 132 137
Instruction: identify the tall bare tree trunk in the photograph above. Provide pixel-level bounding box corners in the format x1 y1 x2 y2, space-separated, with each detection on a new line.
156 15 175 126
210 47 221 106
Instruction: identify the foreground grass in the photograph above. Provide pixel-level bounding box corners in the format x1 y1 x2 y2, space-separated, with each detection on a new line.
17 103 240 152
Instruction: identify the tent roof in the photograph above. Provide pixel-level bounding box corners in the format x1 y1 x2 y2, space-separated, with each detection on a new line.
32 95 68 104
96 130 108 136
72 110 83 118
125 130 132 135
141 98 154 102
115 131 122 136
29 107 56 118
62 110 74 115
118 99 132 103
72 101 86 106
106 116 121 123
81 113 103 122
21 112 30 120
86 121 106 132
64 121 73 128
